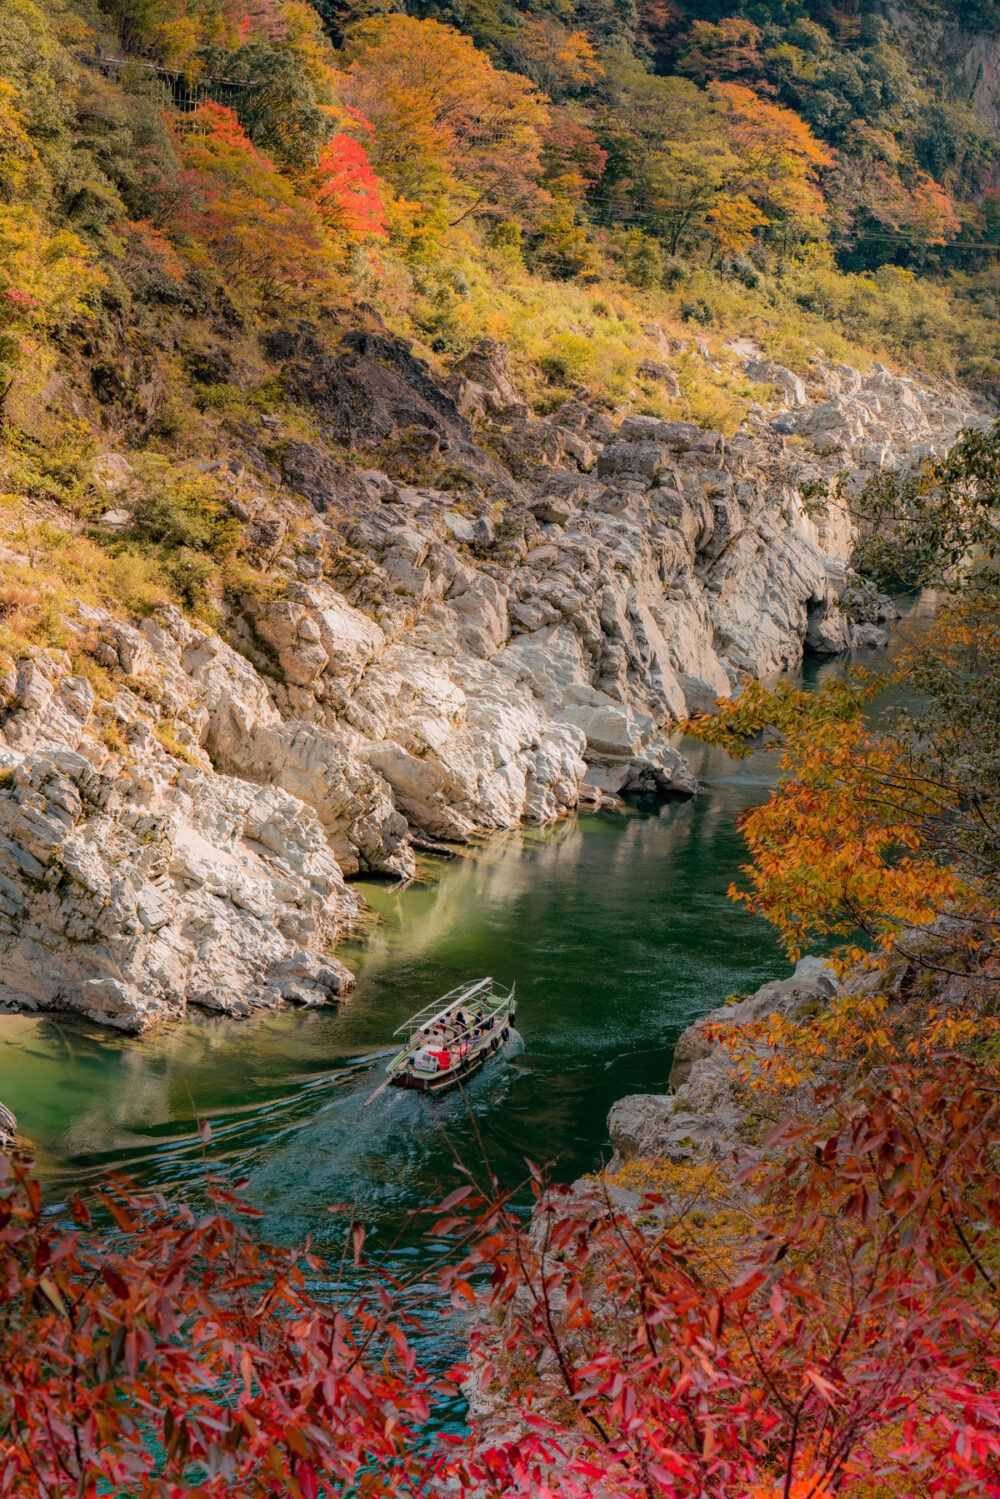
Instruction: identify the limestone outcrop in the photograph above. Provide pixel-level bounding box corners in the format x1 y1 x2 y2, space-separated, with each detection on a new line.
0 747 357 1033
0 328 982 1029
245 334 977 793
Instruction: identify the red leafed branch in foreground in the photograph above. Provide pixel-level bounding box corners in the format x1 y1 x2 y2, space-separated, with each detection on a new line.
454 1044 1000 1498
0 1147 442 1498
5 1039 1000 1498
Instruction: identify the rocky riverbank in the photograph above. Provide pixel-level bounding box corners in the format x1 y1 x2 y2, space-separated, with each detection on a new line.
606 958 838 1173
0 324 983 1030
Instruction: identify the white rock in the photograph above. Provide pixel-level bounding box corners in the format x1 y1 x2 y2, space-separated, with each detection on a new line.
91 454 134 493
744 357 807 407
0 750 358 1033
99 507 133 528
443 512 475 543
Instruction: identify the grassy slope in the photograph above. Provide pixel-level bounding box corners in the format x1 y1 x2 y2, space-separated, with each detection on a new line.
1 0 998 662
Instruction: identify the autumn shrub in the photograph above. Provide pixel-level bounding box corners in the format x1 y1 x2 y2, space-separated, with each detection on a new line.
154 719 202 763
67 646 120 700
452 1008 1000 1499
131 478 244 561
0 503 200 650
0 1147 445 1498
538 329 636 395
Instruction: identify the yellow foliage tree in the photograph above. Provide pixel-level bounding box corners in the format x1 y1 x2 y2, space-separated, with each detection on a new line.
0 80 41 204
97 0 248 68
0 64 100 421
504 16 603 97
0 205 100 421
705 192 768 255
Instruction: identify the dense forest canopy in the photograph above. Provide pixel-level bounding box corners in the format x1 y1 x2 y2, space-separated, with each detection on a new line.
5 0 1000 431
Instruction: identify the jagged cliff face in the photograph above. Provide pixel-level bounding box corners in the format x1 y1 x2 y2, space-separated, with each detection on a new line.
884 3 1000 138
0 330 983 1031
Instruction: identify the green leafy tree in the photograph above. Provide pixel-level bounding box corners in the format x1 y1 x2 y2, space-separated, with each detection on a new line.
207 42 332 169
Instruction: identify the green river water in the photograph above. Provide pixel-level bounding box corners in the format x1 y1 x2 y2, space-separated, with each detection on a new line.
0 606 929 1278
0 734 789 1226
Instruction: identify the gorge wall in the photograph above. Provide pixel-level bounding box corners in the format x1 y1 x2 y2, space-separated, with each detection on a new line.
0 328 983 1030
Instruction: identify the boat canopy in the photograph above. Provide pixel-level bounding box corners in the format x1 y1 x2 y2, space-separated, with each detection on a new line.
392 977 512 1042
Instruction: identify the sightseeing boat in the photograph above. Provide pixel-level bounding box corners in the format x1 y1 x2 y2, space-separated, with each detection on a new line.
368 978 517 1100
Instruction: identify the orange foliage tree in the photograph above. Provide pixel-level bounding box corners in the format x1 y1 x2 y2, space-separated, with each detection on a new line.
822 123 960 253
851 155 961 249
704 193 768 255
710 82 833 230
686 674 983 974
676 16 769 88
901 169 962 246
339 15 549 223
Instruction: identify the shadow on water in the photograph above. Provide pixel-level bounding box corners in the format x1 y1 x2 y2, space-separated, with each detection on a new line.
0 595 936 1261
